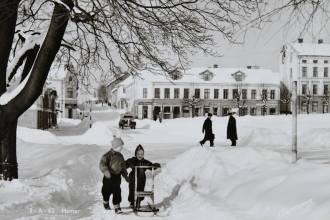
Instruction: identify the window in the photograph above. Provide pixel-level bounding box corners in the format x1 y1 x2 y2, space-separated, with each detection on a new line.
324 85 329 95
251 89 256 99
313 67 318 77
325 67 329 77
69 76 72 82
290 68 292 78
174 88 180 99
164 88 170 98
223 89 228 99
195 89 200 98
302 67 307 77
203 74 211 81
262 90 267 100
270 90 275 99
242 89 247 99
235 75 243 82
143 88 148 98
313 60 318 63
123 87 126 93
184 88 189 99
204 89 210 99
325 60 329 64
214 89 219 99
302 60 307 63
302 84 307 95
233 89 238 99
67 88 73 98
313 85 318 95
154 88 160 98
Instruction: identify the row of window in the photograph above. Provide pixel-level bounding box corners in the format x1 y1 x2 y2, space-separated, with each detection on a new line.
301 67 328 77
302 84 329 95
302 60 329 64
142 88 276 100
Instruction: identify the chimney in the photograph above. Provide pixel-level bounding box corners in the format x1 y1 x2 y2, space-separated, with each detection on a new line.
298 38 303 43
318 39 323 44
252 66 259 69
247 66 251 69
214 64 218 68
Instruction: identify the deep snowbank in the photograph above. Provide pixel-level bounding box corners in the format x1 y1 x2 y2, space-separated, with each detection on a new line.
155 147 330 220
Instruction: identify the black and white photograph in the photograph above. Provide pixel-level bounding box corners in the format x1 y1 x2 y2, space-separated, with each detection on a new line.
0 0 330 219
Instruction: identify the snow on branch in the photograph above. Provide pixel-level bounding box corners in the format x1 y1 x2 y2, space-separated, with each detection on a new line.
0 30 47 105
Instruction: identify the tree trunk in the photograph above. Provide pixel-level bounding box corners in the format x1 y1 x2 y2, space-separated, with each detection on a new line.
0 1 72 180
0 108 18 181
286 104 288 115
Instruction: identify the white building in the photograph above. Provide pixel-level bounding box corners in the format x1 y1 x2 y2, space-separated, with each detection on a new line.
48 65 79 119
279 39 330 113
115 67 280 119
110 76 133 110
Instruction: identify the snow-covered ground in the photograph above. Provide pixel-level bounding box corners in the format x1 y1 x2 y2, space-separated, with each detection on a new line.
1 104 330 220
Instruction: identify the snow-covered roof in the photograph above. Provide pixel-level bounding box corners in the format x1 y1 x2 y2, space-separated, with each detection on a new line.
289 42 330 56
137 68 279 85
118 76 133 87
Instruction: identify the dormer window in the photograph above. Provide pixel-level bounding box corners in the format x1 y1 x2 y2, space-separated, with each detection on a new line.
170 70 182 80
199 70 214 81
232 71 246 82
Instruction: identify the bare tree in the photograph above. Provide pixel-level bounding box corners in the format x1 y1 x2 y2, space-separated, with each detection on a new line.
323 87 330 114
304 89 313 115
233 83 247 117
280 81 292 115
258 84 269 116
182 95 201 118
97 84 108 104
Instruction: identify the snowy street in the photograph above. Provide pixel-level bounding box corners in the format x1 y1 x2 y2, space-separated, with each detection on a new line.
1 104 330 220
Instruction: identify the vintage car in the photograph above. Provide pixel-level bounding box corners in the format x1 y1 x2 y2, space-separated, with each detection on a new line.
119 113 136 129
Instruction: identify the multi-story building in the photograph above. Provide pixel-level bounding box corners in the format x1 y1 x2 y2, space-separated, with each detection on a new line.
119 67 280 119
279 39 330 113
106 72 130 104
48 65 79 118
109 76 133 109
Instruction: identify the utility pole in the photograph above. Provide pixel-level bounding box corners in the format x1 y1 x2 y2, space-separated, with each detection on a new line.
90 100 92 128
292 81 297 163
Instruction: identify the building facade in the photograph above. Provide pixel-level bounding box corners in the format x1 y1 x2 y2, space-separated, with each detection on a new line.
279 39 330 114
118 67 280 119
48 65 79 119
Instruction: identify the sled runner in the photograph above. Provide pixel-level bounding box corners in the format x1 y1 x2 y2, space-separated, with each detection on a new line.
133 165 160 214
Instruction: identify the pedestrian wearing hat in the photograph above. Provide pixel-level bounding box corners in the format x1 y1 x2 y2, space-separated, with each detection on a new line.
199 113 214 147
99 135 130 214
227 110 238 146
125 144 161 209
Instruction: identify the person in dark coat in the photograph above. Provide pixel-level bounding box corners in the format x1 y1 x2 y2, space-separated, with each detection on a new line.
227 110 238 146
125 145 161 209
199 113 214 147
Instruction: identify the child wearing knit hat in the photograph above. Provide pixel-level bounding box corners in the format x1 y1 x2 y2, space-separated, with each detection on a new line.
125 144 161 209
99 135 129 214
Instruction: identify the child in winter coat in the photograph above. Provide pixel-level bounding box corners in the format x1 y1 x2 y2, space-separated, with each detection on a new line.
125 144 161 209
99 135 129 214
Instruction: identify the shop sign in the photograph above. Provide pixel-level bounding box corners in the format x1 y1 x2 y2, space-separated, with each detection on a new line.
138 102 152 105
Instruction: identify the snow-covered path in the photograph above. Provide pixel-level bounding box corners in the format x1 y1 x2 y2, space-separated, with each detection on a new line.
2 104 330 219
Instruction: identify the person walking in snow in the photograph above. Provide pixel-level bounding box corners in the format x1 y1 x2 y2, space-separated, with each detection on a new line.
227 110 238 146
125 144 161 209
199 113 214 147
99 135 130 214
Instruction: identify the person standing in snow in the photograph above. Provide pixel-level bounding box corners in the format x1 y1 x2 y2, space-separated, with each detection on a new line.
199 113 214 147
99 135 129 214
125 144 161 209
227 110 238 146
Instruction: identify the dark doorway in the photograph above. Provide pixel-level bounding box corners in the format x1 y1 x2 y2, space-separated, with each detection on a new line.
143 106 148 119
68 108 72 118
173 106 180 118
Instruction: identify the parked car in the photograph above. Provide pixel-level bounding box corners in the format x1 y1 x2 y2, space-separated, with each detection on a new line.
119 113 136 129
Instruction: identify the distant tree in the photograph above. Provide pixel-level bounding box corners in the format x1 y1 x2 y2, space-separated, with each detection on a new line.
97 84 108 104
182 95 201 118
280 81 292 115
323 87 330 114
258 84 269 116
233 83 247 117
304 89 313 115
